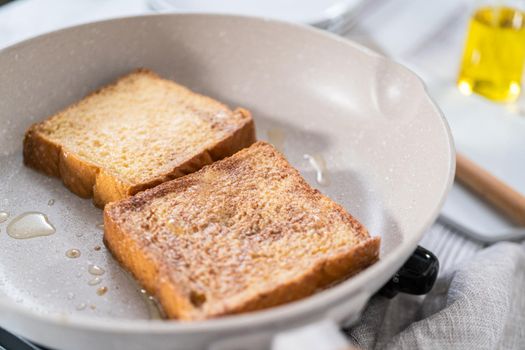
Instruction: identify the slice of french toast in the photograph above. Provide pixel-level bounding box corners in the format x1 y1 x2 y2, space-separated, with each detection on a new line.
104 142 380 320
23 69 255 207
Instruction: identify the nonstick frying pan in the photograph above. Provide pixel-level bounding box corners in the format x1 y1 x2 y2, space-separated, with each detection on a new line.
0 14 454 350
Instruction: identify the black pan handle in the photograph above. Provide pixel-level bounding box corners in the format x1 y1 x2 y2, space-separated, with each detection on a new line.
0 327 46 350
379 245 439 298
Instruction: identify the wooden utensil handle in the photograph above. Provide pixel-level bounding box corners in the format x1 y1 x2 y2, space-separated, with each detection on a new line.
455 153 525 226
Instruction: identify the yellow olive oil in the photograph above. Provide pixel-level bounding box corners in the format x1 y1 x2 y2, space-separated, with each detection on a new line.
458 6 525 102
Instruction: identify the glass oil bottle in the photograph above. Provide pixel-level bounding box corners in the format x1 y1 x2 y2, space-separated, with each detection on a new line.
458 2 525 102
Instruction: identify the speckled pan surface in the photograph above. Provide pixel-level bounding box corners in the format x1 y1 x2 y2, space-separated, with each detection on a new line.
0 14 454 350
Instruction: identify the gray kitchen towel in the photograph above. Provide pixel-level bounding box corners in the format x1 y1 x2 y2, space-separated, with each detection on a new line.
347 242 525 349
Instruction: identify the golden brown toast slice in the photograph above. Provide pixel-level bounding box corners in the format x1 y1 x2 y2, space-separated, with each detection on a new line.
23 69 255 207
104 142 380 320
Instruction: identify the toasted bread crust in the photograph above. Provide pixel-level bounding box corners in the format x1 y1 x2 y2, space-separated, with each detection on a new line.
204 237 380 318
104 142 380 320
23 69 256 207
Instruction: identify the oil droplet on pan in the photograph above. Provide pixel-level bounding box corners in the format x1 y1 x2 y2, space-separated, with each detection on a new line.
139 288 165 319
88 277 102 286
88 265 105 276
304 154 330 186
6 212 55 239
267 128 286 152
0 211 9 223
47 199 55 206
96 286 108 296
65 249 81 258
76 303 86 311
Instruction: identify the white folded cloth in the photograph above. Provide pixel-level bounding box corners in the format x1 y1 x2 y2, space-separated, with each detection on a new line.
348 241 525 349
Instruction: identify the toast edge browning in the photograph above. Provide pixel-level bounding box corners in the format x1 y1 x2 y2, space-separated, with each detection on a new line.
203 236 381 320
103 208 198 319
23 70 256 207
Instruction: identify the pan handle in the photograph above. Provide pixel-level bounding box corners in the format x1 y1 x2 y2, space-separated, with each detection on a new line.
378 246 439 298
209 292 369 350
0 327 44 350
272 319 352 350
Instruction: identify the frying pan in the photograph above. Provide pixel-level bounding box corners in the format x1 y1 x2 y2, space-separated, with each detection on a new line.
0 14 454 350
